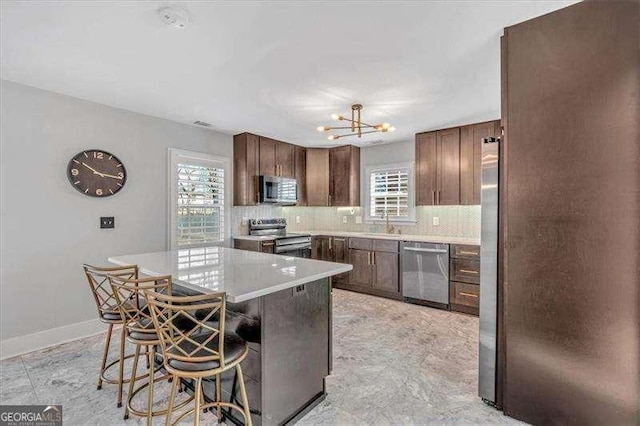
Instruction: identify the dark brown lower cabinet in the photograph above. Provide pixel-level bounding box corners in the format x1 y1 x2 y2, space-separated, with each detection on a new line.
311 236 349 285
449 244 480 316
346 249 372 288
372 251 399 293
337 238 401 300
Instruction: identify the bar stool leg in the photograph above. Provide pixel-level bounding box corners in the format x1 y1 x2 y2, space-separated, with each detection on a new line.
215 373 222 420
236 364 252 426
165 375 178 426
117 326 126 408
194 377 203 426
146 345 156 426
124 344 141 420
97 324 113 390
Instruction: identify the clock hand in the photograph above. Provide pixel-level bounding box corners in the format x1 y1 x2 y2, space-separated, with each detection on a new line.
101 173 123 180
81 162 104 177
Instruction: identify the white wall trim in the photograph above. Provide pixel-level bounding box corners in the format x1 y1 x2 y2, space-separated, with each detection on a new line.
0 318 108 361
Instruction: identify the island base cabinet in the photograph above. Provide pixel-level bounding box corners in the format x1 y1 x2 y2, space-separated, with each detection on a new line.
196 278 331 426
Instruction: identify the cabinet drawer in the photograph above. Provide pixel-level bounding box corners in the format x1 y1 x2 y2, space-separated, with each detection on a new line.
349 238 373 251
373 239 399 253
451 244 480 259
451 258 480 284
451 282 480 308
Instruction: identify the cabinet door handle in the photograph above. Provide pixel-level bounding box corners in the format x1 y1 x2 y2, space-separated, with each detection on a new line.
372 251 376 265
437 190 441 204
333 238 346 242
459 251 479 256
460 269 479 274
328 238 332 251
459 292 479 298
432 190 435 205
367 251 371 265
262 242 275 247
328 194 332 206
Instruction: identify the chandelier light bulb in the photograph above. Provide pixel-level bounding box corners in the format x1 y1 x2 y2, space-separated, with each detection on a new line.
328 135 339 140
382 123 391 129
317 126 329 132
389 127 396 132
330 113 341 121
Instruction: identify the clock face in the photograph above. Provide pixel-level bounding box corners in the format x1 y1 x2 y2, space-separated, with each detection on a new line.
67 149 127 197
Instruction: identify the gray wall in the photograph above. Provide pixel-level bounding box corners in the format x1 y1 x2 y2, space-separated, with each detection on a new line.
360 140 414 203
0 81 233 340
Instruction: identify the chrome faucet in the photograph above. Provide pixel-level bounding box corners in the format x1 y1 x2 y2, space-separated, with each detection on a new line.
381 210 395 234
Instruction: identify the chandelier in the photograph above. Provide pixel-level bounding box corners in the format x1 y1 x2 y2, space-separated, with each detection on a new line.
317 104 395 140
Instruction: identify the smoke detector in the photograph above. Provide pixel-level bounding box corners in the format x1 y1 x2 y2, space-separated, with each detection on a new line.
193 120 211 127
157 7 190 29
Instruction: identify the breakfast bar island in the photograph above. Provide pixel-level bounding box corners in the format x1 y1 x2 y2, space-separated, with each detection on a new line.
109 246 352 426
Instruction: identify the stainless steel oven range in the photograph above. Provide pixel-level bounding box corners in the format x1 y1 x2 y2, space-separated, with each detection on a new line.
248 218 311 258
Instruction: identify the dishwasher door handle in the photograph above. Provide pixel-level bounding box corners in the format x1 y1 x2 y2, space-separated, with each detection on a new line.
403 247 448 254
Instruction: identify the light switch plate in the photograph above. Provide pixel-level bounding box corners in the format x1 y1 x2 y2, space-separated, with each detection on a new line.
342 216 348 224
432 216 440 226
296 216 301 224
241 217 248 226
355 216 363 224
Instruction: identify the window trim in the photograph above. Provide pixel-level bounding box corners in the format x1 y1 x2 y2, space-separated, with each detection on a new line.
168 148 231 250
364 162 416 224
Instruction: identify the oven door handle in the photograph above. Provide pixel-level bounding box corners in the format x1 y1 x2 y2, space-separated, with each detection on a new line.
275 243 312 254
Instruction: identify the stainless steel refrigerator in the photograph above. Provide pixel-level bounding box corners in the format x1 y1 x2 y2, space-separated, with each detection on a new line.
478 137 499 405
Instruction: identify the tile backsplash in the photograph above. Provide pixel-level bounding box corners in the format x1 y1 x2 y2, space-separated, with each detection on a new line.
232 205 480 238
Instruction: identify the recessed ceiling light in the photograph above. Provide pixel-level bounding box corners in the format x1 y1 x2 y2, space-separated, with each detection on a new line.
157 7 190 30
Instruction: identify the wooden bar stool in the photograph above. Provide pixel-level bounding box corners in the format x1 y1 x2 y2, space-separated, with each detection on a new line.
145 290 252 426
83 264 139 408
109 274 193 425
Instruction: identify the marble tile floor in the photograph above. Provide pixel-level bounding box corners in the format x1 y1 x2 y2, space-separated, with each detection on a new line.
1 289 524 425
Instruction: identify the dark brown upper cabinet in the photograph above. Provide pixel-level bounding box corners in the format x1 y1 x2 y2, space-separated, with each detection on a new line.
306 145 360 207
259 137 295 178
294 146 307 206
329 145 360 207
415 132 438 205
460 120 501 205
306 148 330 206
436 127 461 205
234 133 260 206
416 120 499 206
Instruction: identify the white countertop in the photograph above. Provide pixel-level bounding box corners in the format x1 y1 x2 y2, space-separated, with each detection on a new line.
108 246 352 303
301 231 480 246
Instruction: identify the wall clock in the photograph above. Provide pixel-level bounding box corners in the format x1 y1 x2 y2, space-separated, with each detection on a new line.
67 149 127 197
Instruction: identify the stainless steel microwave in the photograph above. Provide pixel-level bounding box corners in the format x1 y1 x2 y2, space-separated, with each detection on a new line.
259 176 298 205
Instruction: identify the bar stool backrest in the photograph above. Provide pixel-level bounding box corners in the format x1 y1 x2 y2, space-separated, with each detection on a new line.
109 275 172 340
83 264 138 322
145 291 227 367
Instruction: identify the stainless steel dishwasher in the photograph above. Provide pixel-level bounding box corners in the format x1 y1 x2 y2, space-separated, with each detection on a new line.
401 242 450 308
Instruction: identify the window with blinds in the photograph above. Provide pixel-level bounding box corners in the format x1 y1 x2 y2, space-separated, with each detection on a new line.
175 162 225 247
366 164 415 222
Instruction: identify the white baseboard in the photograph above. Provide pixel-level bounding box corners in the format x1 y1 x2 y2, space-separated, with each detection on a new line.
0 318 108 361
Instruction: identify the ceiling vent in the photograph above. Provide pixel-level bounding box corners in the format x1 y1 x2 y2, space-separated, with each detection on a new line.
193 120 211 127
365 140 386 146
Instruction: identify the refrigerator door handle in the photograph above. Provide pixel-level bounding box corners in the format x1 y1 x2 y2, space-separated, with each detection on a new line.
403 247 448 253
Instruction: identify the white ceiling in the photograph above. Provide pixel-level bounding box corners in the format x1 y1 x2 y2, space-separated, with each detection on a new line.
1 1 578 147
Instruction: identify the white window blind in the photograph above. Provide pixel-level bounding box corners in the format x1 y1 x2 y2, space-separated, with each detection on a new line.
366 163 415 222
176 162 224 246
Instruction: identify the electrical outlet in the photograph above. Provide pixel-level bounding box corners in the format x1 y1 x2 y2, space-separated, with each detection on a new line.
296 216 301 224
432 216 440 226
355 216 363 224
241 217 248 226
100 217 115 229
342 216 348 224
